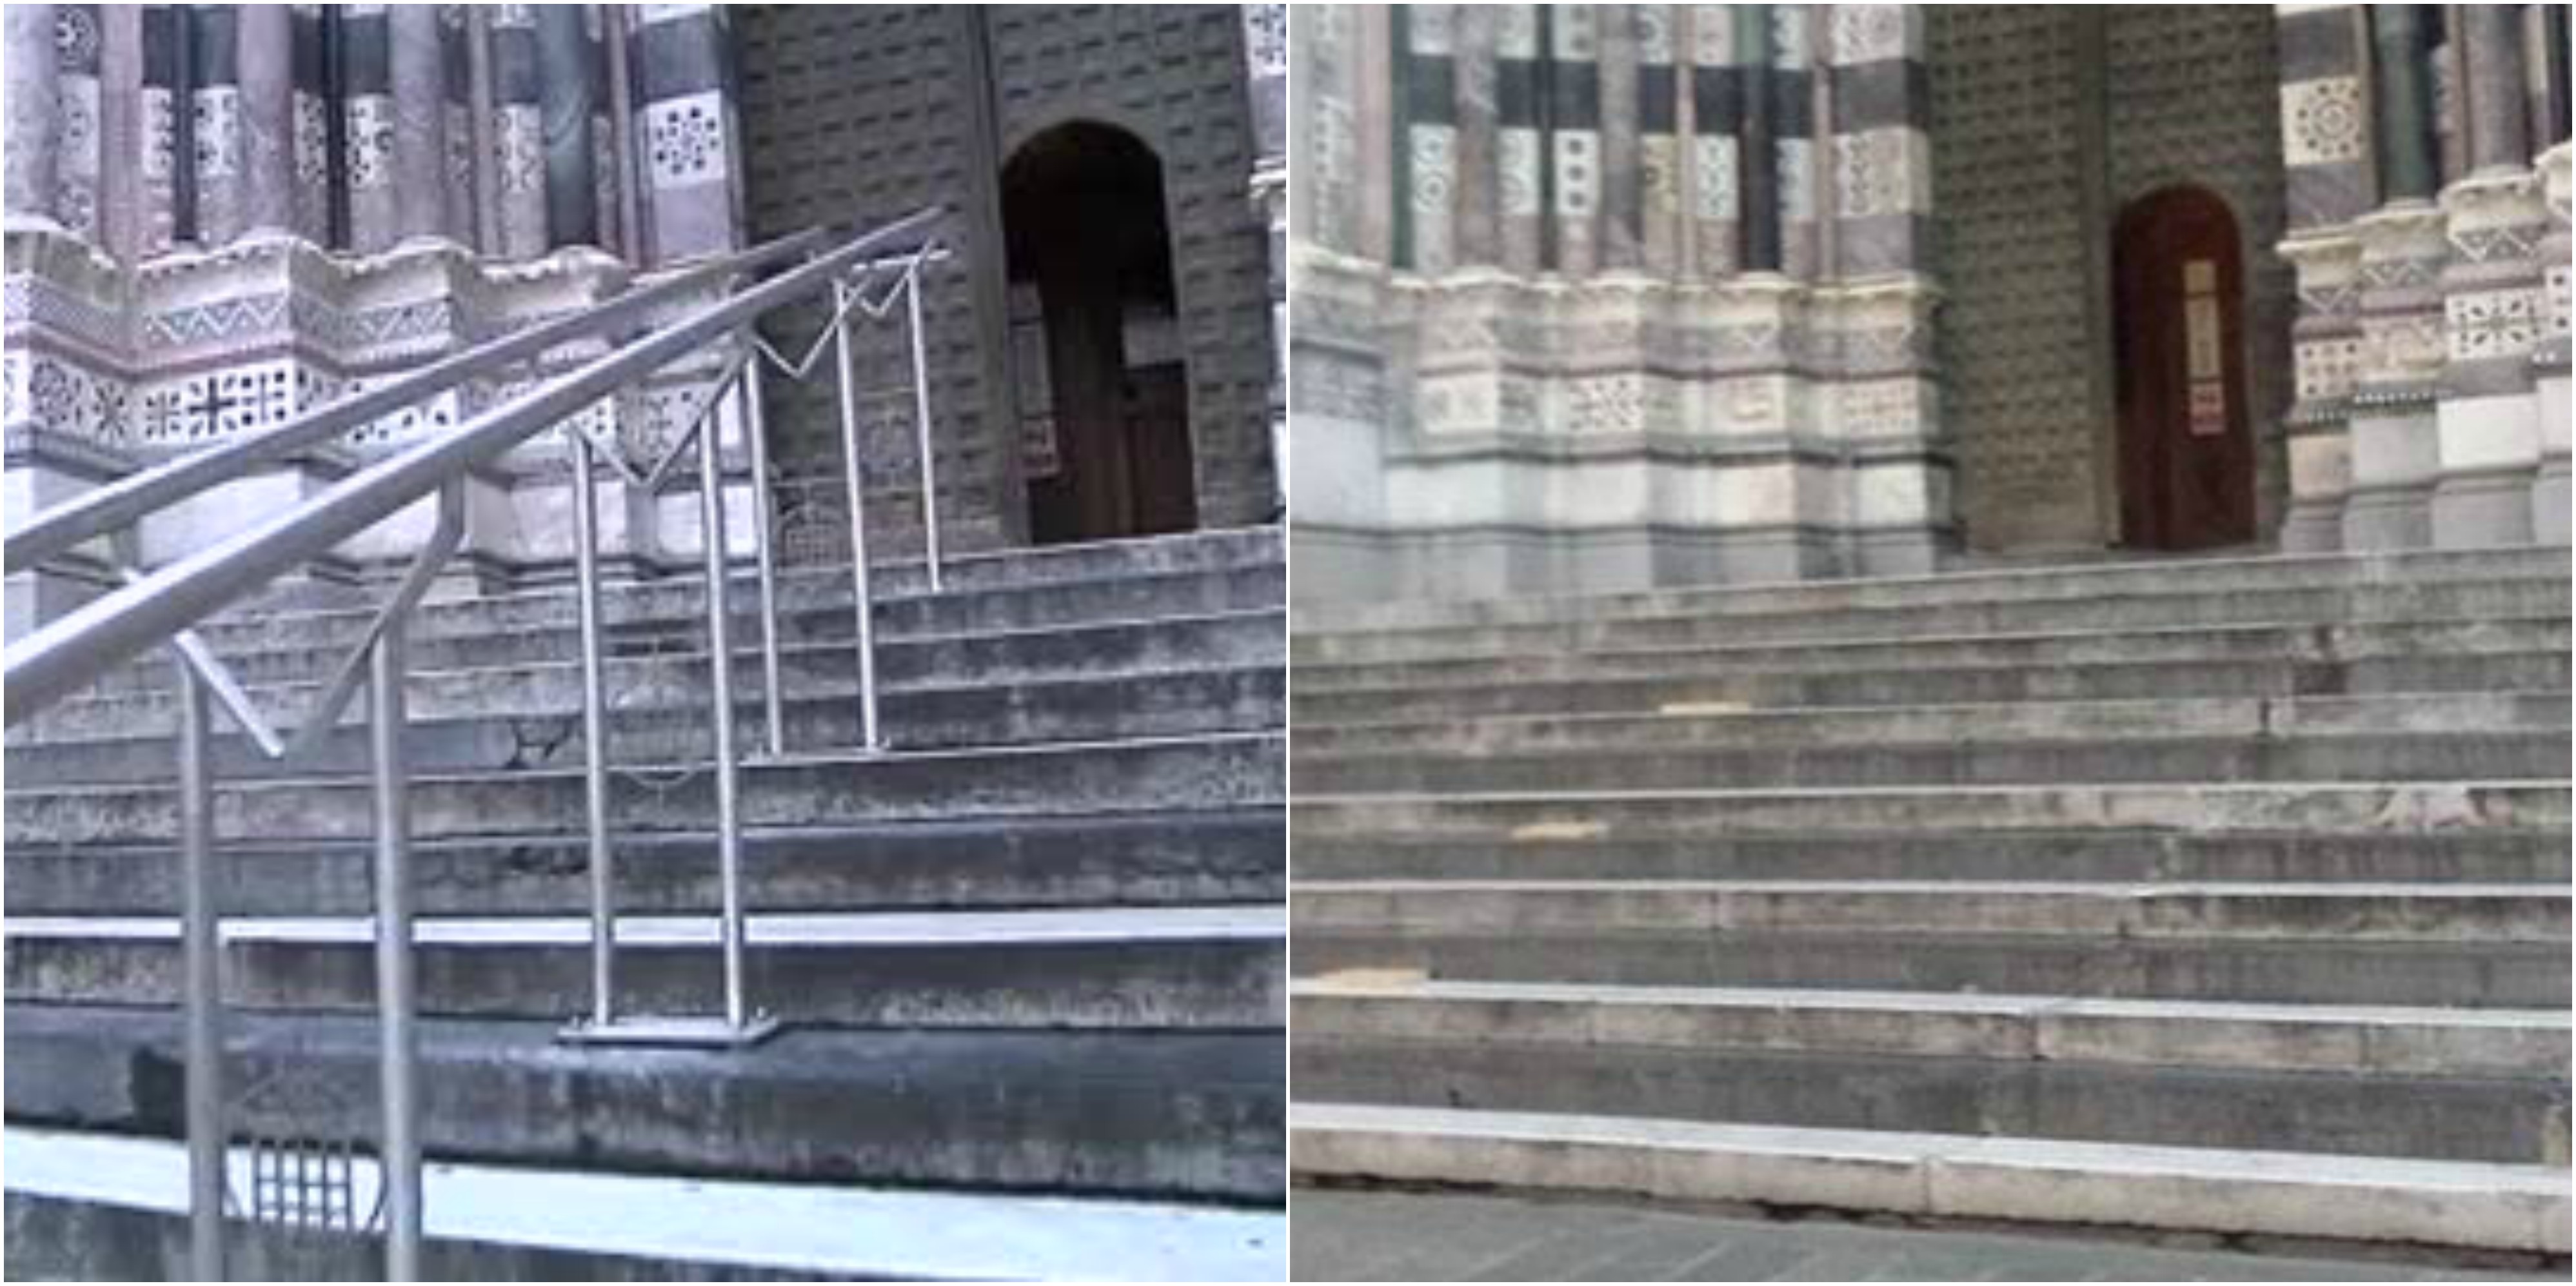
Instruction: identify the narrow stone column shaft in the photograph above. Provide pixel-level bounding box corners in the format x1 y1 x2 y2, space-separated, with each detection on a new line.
5 5 62 224
537 3 600 248
1737 5 1779 272
388 3 449 242
2456 2 2529 173
236 3 294 237
2369 4 2438 202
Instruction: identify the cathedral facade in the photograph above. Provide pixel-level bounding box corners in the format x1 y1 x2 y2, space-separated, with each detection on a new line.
1289 4 2571 600
3 4 1287 629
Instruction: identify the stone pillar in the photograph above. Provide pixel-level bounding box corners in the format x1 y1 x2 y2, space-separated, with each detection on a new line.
1546 6 1602 274
1771 5 1818 280
289 5 330 242
1243 2 1288 514
139 5 181 253
1634 6 1680 276
2274 3 2374 551
2370 4 2439 203
2344 202 2448 549
1494 5 1545 272
235 3 295 239
1827 5 1930 279
341 6 396 252
629 4 743 264
439 6 476 248
189 5 246 246
387 3 450 244
537 4 599 248
2425 3 2549 549
53 5 103 242
1394 5 1456 272
1686 5 1740 278
488 6 544 258
1596 6 1643 272
1737 5 1780 273
5 5 62 226
98 3 141 259
1450 5 1501 268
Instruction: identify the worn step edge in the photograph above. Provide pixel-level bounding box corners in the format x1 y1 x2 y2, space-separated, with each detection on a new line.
3 1126 1285 1282
1287 1102 2572 1253
1287 978 2570 1077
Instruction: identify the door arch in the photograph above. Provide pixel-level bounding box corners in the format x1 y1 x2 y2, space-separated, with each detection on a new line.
2112 185 2257 550
1002 121 1198 544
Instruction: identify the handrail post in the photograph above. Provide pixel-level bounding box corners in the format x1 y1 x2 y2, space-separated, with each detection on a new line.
177 661 224 1282
368 621 423 1281
571 431 617 1029
904 262 942 593
833 277 884 752
697 388 754 1033
741 357 788 758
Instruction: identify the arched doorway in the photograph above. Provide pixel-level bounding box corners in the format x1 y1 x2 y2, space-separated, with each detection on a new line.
1002 122 1198 544
2112 186 2257 551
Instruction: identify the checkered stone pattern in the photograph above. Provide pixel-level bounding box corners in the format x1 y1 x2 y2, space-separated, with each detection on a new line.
1398 6 1459 273
2439 172 2551 396
2274 5 2370 232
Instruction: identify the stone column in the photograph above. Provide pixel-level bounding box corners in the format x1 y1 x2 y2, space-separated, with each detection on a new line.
98 3 141 259
1394 5 1456 273
2533 141 2570 544
1494 5 1545 272
387 3 450 244
1827 5 1930 279
189 5 247 245
2457 3 2530 174
1450 5 1501 268
5 5 62 226
1633 6 1680 277
1737 5 1780 273
1686 5 1740 279
2274 3 2374 551
488 6 545 258
629 4 743 264
341 6 397 252
139 5 181 253
1771 5 1818 280
53 5 103 242
2344 201 2448 549
537 4 599 248
440 6 476 248
1547 6 1602 275
290 5 330 242
235 3 295 239
1596 6 1642 272
2370 4 2439 203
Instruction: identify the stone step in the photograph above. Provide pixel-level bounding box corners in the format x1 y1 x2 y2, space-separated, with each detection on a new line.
1287 1103 2571 1253
1292 651 2571 724
1293 1035 2562 1167
1296 731 2568 795
1291 693 2566 759
1289 980 2568 1078
75 606 1287 704
6 1009 1287 1207
11 664 1286 785
201 559 1285 660
1291 780 2572 842
6 809 1284 918
4 904 1286 1029
1291 544 2568 638
1291 925 2564 1008
1293 577 2567 666
1291 880 2569 943
1289 829 2571 886
1291 616 2572 696
8 731 1285 845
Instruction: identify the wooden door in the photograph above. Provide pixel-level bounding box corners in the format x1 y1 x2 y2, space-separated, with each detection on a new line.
2112 187 2256 550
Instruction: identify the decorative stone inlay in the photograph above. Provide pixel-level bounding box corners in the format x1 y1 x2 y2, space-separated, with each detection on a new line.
1694 134 1738 221
2444 287 2542 362
345 97 395 190
1635 6 1676 64
1555 131 1600 219
1689 5 1732 65
1243 4 1286 76
1551 5 1596 59
293 94 332 188
12 352 128 444
2548 264 2570 339
141 90 176 181
2295 334 2363 401
193 88 243 180
1835 129 1922 219
1494 4 1538 59
54 5 100 66
1407 4 1453 55
645 91 728 186
2279 75 2364 166
1832 5 1907 63
495 105 544 194
1641 136 1681 217
1778 138 1814 224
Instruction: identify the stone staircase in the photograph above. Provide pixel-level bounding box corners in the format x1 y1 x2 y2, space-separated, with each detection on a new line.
1288 545 2572 1264
4 527 1287 1280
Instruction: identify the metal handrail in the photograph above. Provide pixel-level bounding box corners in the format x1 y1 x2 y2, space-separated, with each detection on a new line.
1 226 836 577
3 206 943 725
